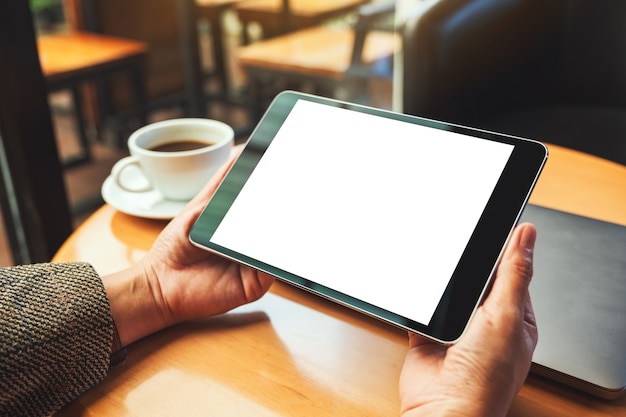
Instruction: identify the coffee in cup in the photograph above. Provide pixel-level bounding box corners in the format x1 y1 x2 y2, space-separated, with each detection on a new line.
111 118 234 201
149 140 211 152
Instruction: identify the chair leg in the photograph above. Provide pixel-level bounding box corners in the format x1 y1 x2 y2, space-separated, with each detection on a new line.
114 64 149 148
130 64 148 126
208 12 230 98
247 74 263 126
62 84 92 168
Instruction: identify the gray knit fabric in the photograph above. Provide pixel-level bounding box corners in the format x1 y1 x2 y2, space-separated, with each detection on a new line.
0 262 113 417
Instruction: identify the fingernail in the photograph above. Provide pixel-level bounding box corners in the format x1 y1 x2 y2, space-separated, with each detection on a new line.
519 224 537 259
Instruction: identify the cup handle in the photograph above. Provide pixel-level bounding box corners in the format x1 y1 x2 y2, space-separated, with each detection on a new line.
111 156 153 193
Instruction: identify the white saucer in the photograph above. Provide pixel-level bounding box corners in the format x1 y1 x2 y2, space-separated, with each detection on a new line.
101 176 186 220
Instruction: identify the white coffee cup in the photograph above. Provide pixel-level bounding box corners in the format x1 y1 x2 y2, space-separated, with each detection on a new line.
111 118 234 201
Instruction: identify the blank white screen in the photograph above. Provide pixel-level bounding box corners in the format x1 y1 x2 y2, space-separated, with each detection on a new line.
211 100 514 325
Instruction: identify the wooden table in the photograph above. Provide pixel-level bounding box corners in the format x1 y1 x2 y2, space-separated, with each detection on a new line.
52 144 626 416
237 24 399 122
38 31 148 166
236 0 367 43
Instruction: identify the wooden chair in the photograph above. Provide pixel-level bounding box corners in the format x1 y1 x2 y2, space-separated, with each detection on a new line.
38 31 148 166
237 1 399 124
195 0 243 97
66 0 205 145
236 0 369 44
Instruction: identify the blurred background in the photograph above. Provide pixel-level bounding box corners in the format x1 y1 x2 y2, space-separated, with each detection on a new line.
0 0 624 266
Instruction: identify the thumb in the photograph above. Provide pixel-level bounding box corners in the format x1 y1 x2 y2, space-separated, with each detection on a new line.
486 223 536 312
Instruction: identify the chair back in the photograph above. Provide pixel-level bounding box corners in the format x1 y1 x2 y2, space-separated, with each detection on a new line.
401 0 561 123
400 0 626 165
348 1 396 78
76 0 204 118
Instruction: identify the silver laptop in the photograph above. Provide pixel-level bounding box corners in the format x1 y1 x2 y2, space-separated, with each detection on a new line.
520 204 626 399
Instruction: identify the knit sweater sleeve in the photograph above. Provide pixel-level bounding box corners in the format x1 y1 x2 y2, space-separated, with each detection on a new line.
0 262 113 417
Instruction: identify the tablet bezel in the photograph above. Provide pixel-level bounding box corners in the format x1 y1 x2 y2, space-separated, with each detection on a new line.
189 91 548 343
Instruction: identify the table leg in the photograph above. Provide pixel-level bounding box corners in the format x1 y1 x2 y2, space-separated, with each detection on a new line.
63 84 92 167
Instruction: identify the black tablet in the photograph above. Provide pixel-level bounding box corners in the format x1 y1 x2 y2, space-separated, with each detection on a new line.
189 91 548 343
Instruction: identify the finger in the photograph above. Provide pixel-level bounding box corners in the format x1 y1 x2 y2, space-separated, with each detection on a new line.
185 144 245 214
485 223 537 311
406 331 444 350
407 331 427 348
163 144 244 239
192 144 244 201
